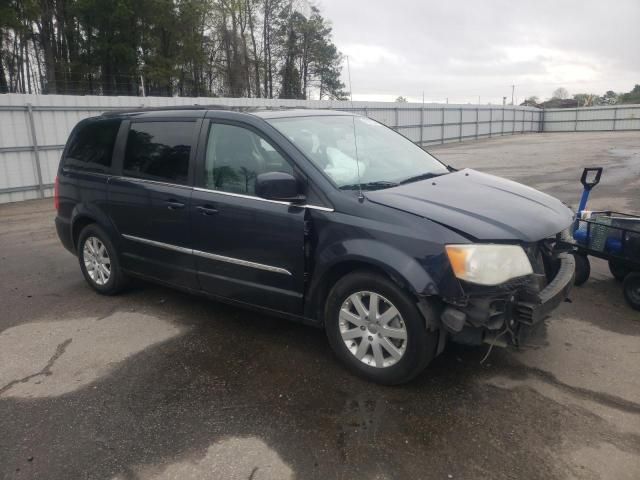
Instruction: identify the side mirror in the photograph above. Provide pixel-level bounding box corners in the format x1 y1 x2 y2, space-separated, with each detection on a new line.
255 172 305 203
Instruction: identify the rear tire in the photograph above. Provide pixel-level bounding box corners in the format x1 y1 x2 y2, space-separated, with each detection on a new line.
77 224 127 295
325 270 438 385
608 259 630 282
573 253 591 286
623 272 640 311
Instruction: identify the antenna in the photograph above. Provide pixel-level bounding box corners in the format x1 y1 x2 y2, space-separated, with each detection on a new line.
346 55 363 200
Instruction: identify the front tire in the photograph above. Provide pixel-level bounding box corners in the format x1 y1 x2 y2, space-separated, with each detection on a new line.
77 224 126 295
325 271 438 385
573 253 591 286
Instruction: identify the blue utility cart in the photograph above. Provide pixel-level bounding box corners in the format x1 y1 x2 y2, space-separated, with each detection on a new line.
564 168 640 310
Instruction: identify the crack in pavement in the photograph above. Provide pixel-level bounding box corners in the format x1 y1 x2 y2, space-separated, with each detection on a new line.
505 358 640 415
0 338 72 395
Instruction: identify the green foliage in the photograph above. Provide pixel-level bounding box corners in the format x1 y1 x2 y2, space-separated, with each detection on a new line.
0 0 346 99
395 96 408 103
619 85 640 105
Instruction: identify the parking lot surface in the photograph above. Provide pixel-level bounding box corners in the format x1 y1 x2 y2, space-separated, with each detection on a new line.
1 132 639 480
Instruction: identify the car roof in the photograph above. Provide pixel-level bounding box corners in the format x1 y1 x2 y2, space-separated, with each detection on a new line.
100 106 354 120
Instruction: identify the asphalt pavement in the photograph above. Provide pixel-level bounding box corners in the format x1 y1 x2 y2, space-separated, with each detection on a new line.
1 132 639 480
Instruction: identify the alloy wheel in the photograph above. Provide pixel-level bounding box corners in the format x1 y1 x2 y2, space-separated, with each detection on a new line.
82 236 111 286
339 291 408 368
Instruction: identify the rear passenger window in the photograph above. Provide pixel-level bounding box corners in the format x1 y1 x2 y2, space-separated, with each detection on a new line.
64 119 120 172
123 122 193 185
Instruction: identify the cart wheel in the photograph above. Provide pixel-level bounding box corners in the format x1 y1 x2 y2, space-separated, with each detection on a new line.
623 273 640 311
608 259 629 282
573 253 591 286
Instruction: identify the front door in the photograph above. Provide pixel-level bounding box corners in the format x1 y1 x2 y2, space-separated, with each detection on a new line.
191 121 306 314
108 119 199 289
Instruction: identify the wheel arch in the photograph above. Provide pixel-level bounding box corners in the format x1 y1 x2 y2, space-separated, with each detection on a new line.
304 239 439 323
70 204 116 252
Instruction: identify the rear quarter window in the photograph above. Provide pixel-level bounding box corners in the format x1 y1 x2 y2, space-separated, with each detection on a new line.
63 119 121 173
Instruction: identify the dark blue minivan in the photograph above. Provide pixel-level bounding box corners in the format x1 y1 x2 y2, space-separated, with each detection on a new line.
55 107 575 384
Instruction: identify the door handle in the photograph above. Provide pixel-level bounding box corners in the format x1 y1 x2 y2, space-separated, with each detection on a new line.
166 199 185 210
196 205 219 216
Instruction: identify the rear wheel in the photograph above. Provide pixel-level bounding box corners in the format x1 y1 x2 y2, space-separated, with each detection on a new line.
325 271 438 385
573 253 591 286
608 259 630 282
623 272 640 311
78 224 127 295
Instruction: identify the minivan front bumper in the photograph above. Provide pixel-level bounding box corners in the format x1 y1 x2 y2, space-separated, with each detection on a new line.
513 252 575 325
442 252 575 346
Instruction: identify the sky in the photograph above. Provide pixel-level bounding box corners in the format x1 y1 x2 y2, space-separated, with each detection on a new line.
316 0 640 104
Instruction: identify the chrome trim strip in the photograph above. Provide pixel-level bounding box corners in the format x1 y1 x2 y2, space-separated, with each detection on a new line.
303 204 334 212
122 234 292 275
192 249 292 275
193 187 334 212
116 176 191 190
122 234 192 254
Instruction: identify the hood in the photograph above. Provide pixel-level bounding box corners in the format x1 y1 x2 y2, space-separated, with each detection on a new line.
365 169 573 242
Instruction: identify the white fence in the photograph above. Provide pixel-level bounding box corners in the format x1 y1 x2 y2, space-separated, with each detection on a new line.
1 94 542 203
543 104 640 132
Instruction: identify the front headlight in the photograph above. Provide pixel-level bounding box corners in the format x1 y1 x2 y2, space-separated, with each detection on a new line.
445 244 533 286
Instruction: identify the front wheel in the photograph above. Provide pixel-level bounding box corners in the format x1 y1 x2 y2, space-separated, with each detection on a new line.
573 253 591 286
623 272 640 311
325 271 438 385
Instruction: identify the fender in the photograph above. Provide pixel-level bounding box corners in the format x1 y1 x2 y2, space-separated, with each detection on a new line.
70 203 119 250
305 238 441 320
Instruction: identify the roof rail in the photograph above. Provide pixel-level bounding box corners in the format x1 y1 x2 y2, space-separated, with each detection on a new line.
100 104 317 117
100 104 232 116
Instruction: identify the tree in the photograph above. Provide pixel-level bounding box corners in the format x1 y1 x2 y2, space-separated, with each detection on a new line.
619 85 640 104
601 90 618 105
573 93 600 107
395 96 408 103
0 0 346 99
552 87 569 99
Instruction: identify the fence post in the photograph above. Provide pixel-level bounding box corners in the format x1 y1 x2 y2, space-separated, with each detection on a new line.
26 103 45 199
612 106 618 131
475 107 479 140
541 109 546 133
440 107 445 144
419 106 424 146
459 107 463 142
501 107 505 135
394 107 399 131
489 108 493 137
574 108 579 132
512 108 516 135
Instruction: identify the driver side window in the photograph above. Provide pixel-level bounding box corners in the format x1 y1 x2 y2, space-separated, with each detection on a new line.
204 123 293 195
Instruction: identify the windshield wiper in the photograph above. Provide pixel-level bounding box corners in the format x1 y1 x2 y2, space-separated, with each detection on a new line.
399 172 447 185
339 181 399 191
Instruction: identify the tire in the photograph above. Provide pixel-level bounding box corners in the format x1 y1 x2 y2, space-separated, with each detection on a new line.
573 253 591 286
77 224 127 295
623 272 640 311
608 259 630 282
325 270 438 385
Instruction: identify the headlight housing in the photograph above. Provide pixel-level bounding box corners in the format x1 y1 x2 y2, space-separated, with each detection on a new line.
445 244 533 286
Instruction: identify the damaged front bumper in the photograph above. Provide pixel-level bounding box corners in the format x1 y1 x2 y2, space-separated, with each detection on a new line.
441 252 575 347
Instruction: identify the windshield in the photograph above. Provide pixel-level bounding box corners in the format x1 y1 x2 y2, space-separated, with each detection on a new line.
268 115 449 189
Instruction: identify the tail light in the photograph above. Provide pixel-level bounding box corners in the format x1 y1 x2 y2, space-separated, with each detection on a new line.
54 175 60 211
